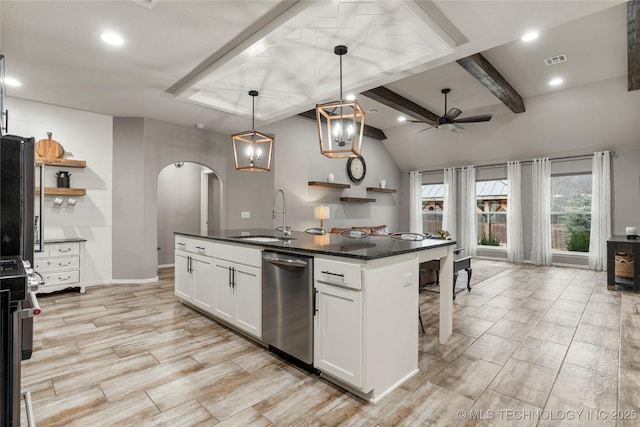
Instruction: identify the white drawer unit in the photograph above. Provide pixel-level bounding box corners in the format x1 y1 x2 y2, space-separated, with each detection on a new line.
315 257 362 290
35 241 85 294
175 235 215 257
35 256 80 273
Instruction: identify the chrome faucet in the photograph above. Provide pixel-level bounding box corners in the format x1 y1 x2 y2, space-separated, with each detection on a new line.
273 188 292 236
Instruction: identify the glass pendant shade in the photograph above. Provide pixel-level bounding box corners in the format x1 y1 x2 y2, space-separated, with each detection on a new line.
232 90 273 172
316 45 365 159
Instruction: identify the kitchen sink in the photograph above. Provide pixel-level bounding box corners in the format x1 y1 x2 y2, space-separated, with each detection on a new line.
231 235 295 243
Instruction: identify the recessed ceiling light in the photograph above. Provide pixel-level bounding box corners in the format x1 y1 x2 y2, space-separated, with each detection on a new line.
345 94 356 101
549 77 564 86
521 31 539 42
397 116 407 122
100 32 124 46
4 77 22 87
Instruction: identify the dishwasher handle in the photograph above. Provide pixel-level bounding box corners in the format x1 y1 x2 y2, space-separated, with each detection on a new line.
262 253 308 268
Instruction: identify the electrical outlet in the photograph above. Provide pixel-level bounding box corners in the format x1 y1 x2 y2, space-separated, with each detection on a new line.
241 211 250 219
403 272 413 286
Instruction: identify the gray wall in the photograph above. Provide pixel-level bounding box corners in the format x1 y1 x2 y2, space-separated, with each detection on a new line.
263 116 403 233
112 118 274 281
157 162 203 266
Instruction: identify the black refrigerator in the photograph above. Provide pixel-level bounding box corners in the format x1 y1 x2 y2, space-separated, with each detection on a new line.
0 134 37 427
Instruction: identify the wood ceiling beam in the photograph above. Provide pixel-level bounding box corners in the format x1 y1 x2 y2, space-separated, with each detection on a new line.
297 110 387 141
629 0 640 91
456 53 526 113
361 86 439 126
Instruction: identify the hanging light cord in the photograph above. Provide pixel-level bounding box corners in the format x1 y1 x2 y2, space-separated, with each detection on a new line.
339 51 343 102
252 95 255 131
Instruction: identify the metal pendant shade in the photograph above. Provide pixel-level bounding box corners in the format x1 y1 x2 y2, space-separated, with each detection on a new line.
316 45 365 159
232 90 273 172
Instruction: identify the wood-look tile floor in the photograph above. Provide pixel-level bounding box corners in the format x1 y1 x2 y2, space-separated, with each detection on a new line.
20 261 640 426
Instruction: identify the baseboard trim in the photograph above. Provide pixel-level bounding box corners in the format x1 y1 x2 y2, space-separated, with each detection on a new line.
110 276 159 284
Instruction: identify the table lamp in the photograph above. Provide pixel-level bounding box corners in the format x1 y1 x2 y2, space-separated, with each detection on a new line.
314 205 330 230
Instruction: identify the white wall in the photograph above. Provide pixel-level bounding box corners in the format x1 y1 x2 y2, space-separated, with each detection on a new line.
264 116 403 232
7 97 113 285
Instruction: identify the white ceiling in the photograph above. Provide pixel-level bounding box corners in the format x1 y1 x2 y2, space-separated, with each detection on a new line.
0 0 627 136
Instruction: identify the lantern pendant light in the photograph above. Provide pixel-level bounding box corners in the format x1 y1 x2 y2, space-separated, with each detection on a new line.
231 90 273 172
316 45 365 159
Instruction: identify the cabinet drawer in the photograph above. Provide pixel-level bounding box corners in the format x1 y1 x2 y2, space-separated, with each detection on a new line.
34 246 50 259
42 270 80 287
215 244 261 267
49 242 80 257
175 236 215 257
315 258 362 290
35 256 80 273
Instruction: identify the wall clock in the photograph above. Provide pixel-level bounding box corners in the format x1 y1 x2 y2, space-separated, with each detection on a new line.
346 155 366 183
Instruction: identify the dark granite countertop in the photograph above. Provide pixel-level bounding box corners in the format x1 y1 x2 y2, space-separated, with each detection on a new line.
175 229 456 260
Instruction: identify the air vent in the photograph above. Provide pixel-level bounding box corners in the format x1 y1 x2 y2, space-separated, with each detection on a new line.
544 54 568 66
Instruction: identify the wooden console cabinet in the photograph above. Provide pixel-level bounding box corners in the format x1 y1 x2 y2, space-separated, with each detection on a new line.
607 236 640 293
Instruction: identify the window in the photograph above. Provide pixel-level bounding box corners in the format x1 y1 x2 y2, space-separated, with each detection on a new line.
422 184 443 235
551 174 592 252
476 180 507 247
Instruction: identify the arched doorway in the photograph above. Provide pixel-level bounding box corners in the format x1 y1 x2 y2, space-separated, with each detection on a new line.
156 161 221 267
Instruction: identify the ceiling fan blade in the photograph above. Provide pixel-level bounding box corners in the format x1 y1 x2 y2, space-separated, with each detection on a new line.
409 120 430 123
414 126 434 134
443 108 462 121
453 114 493 124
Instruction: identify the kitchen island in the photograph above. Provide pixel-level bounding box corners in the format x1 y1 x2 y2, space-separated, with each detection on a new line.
174 229 455 402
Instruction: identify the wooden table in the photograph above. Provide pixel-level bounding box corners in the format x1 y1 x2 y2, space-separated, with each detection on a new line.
607 235 640 293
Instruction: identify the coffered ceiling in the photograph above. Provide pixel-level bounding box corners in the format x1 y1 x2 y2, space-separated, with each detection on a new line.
0 0 628 135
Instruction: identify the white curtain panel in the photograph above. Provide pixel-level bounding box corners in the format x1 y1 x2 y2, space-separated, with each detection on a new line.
460 166 477 256
589 151 611 271
507 161 524 263
442 167 457 239
531 158 552 265
409 170 423 234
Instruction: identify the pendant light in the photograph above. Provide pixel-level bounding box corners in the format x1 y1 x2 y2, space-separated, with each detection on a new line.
231 90 273 172
316 45 365 159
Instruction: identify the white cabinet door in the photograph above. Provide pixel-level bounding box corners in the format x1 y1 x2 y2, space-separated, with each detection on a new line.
175 251 193 302
314 282 363 388
213 260 234 322
234 265 261 338
192 254 215 312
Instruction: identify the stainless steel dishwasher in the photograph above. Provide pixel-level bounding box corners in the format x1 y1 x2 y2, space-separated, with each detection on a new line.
262 251 314 365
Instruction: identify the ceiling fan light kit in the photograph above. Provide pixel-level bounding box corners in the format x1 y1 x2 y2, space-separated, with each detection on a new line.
412 88 493 133
231 90 273 172
316 45 365 159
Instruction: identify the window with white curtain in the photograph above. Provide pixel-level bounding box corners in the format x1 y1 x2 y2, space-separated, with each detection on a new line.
550 173 592 252
421 183 443 235
476 179 508 247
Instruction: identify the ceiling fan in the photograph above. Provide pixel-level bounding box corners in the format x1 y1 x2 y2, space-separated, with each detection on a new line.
411 88 493 133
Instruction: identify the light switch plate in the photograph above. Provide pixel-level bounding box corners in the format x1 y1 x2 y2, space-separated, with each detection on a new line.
403 272 413 286
241 211 250 219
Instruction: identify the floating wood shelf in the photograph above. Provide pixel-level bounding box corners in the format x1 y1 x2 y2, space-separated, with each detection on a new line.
36 157 87 168
308 181 350 189
366 187 397 193
36 187 86 196
340 197 376 203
